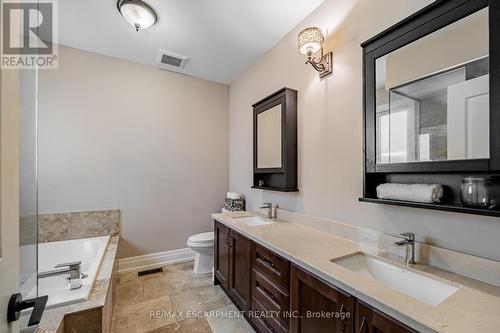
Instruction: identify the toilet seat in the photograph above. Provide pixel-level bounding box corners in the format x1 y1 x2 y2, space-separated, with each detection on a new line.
188 232 214 245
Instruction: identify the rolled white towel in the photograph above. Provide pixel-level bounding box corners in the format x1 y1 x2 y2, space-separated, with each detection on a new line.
376 183 443 203
226 192 243 200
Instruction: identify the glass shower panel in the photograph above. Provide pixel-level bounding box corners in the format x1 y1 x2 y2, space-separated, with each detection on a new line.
19 68 38 299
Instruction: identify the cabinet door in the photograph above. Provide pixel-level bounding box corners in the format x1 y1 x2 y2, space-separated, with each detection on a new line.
290 265 353 333
356 301 417 333
214 221 230 289
228 230 252 312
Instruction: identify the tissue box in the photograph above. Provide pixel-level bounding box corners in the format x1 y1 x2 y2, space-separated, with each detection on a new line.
224 198 245 212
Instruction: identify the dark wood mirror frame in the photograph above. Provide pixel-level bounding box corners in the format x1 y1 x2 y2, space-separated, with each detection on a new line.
252 88 298 192
360 0 500 217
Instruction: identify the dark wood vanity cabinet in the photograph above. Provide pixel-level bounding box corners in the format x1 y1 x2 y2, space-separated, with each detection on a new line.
228 230 252 312
290 265 354 333
214 222 420 333
214 221 252 311
252 243 290 289
355 301 417 333
251 243 291 333
214 221 230 289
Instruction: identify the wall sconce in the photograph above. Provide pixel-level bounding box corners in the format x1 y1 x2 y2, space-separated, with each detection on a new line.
298 27 332 78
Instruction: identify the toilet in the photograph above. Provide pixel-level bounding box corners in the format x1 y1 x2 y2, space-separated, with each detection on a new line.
187 232 214 274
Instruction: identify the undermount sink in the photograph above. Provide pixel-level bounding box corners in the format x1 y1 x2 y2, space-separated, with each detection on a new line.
236 216 272 227
332 253 459 306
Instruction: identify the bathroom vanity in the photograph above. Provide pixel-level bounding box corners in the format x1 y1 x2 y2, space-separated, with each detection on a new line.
214 217 420 333
212 211 500 333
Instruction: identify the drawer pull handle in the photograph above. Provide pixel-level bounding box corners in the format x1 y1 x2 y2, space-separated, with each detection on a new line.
339 304 346 332
259 256 276 268
257 284 279 305
358 316 367 333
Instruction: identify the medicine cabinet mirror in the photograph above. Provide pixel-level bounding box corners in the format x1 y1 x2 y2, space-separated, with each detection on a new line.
252 88 298 192
361 0 500 217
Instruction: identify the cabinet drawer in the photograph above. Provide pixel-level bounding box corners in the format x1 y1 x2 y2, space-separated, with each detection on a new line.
252 243 290 289
252 268 289 327
252 296 288 333
356 301 417 333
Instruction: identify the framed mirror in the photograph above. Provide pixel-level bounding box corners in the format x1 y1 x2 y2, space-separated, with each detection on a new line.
363 0 499 174
360 0 500 217
252 88 298 192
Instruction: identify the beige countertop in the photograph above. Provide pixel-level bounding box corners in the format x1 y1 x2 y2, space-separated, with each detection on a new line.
212 211 500 333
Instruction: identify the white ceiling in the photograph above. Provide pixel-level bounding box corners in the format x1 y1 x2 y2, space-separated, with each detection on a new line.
58 0 325 84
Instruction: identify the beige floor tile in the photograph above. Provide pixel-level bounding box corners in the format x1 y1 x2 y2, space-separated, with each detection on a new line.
205 304 255 333
184 272 213 288
148 318 212 333
119 271 138 283
115 278 145 306
142 270 190 299
170 285 230 318
112 261 247 333
115 295 176 333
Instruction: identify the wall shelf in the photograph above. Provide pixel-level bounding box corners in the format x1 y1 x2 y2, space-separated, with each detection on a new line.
251 185 299 192
359 197 500 218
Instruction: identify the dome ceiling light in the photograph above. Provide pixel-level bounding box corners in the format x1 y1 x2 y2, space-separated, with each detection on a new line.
117 0 158 32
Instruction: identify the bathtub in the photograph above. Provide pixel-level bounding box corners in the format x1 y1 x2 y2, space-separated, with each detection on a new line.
37 235 110 308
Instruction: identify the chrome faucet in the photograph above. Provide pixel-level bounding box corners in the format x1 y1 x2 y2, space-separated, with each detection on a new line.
38 261 84 290
394 233 416 265
260 202 277 218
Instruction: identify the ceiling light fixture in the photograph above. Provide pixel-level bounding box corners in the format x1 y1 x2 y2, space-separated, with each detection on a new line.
117 0 158 32
298 27 332 78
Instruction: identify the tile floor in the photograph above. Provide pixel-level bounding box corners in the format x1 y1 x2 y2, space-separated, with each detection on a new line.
111 261 255 333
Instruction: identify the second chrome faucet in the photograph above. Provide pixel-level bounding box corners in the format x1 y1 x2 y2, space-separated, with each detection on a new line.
260 202 278 218
394 232 416 265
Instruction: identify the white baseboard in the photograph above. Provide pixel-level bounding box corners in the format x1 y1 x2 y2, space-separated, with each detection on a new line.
119 248 196 274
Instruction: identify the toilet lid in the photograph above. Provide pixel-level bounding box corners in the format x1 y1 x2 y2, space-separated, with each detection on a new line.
188 232 214 244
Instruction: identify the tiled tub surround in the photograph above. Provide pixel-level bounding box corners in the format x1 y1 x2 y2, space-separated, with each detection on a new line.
26 209 121 332
212 210 500 333
29 235 120 333
38 209 120 243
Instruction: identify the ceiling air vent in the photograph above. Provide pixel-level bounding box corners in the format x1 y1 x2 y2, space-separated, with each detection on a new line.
157 50 189 70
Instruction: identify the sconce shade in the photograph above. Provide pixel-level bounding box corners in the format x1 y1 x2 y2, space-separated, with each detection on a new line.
118 0 158 31
298 27 324 56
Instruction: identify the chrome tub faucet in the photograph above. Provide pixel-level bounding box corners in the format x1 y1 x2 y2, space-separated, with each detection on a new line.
38 261 84 290
394 232 416 266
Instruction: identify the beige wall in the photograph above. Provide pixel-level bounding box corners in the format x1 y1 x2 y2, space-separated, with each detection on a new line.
39 46 229 258
229 0 500 262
